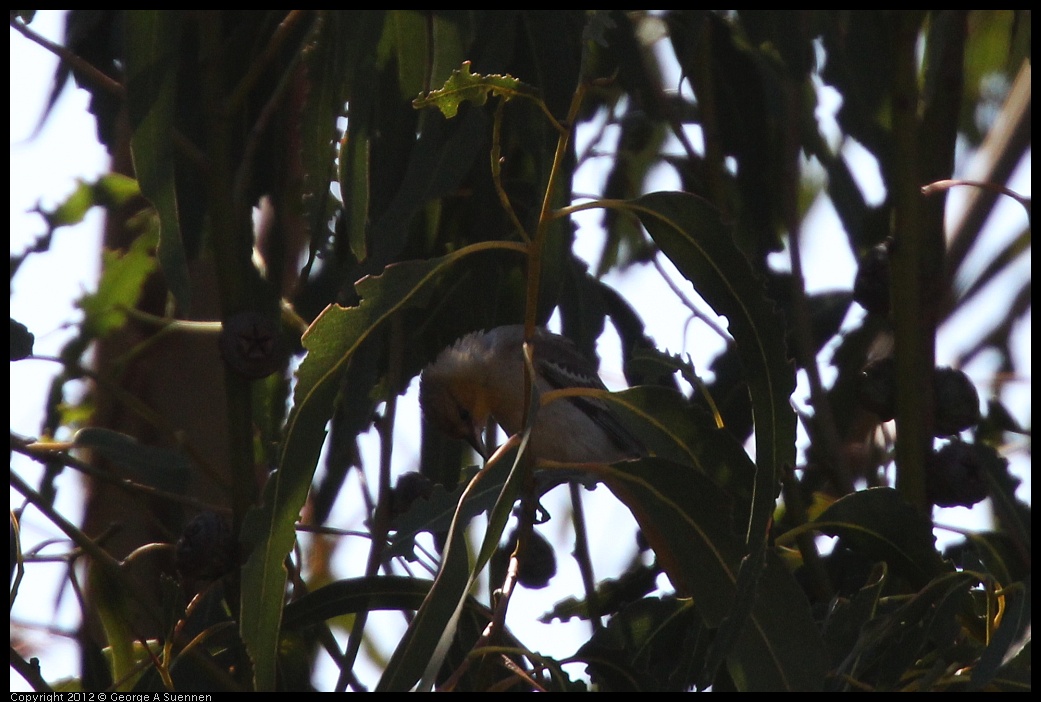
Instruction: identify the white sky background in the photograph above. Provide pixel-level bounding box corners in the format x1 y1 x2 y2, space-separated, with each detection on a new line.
11 10 1031 692
11 11 111 694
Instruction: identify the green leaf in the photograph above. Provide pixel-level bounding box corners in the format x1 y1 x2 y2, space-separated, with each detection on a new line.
578 596 704 691
838 570 980 690
386 10 430 99
727 550 828 691
625 191 796 546
123 11 191 312
622 191 797 684
386 461 505 560
822 563 889 676
78 220 160 338
379 434 535 691
590 457 825 690
283 575 435 629
412 60 536 118
35 174 142 232
304 11 385 263
375 492 474 691
73 427 191 495
606 386 756 505
38 179 96 229
560 191 809 689
813 487 949 589
93 173 143 208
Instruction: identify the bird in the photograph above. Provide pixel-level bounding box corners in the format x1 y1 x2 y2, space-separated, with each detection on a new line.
419 325 642 465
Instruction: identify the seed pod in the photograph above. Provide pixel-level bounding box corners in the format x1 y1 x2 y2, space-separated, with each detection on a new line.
10 318 34 361
391 471 434 518
175 511 236 582
516 529 557 590
219 310 287 379
925 440 992 508
933 366 981 436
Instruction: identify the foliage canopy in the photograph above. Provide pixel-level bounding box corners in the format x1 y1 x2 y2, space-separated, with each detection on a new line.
10 9 1031 692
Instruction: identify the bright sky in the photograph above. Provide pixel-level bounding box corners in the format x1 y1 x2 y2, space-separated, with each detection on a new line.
11 12 111 693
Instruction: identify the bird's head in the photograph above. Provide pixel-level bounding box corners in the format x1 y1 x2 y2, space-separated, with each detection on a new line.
419 339 494 458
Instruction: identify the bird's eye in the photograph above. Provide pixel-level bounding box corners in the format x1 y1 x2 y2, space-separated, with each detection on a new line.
457 407 471 423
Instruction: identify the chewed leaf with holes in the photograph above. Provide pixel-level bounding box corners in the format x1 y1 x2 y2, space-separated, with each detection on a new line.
412 61 537 118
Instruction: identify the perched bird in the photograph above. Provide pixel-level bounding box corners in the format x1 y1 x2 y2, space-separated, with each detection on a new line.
419 325 642 464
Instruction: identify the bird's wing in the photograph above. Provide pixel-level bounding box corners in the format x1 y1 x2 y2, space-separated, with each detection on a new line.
531 330 644 457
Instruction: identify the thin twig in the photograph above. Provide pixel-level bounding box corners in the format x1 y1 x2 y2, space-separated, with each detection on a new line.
525 82 589 340
10 15 208 173
10 471 123 573
922 178 1031 218
651 254 734 346
224 10 312 115
10 16 125 99
336 320 404 692
12 435 229 514
491 100 531 243
568 482 603 633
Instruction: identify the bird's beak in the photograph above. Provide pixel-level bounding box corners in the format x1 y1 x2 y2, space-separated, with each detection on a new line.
466 423 488 461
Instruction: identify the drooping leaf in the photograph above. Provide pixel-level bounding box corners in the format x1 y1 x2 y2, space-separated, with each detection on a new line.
602 191 801 689
73 427 191 495
375 474 486 692
578 596 705 691
282 575 437 630
623 191 796 548
386 460 504 560
812 487 949 589
379 407 538 691
123 11 191 312
588 457 825 690
306 11 386 263
605 386 756 504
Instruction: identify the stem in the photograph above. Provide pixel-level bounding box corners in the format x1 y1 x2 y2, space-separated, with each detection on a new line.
12 438 228 519
119 307 224 332
10 471 124 574
491 100 531 243
337 320 404 691
10 16 125 99
224 10 312 115
938 60 1032 317
651 251 734 346
10 15 208 171
888 12 932 511
524 83 588 340
199 12 261 533
788 214 853 495
568 483 603 633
